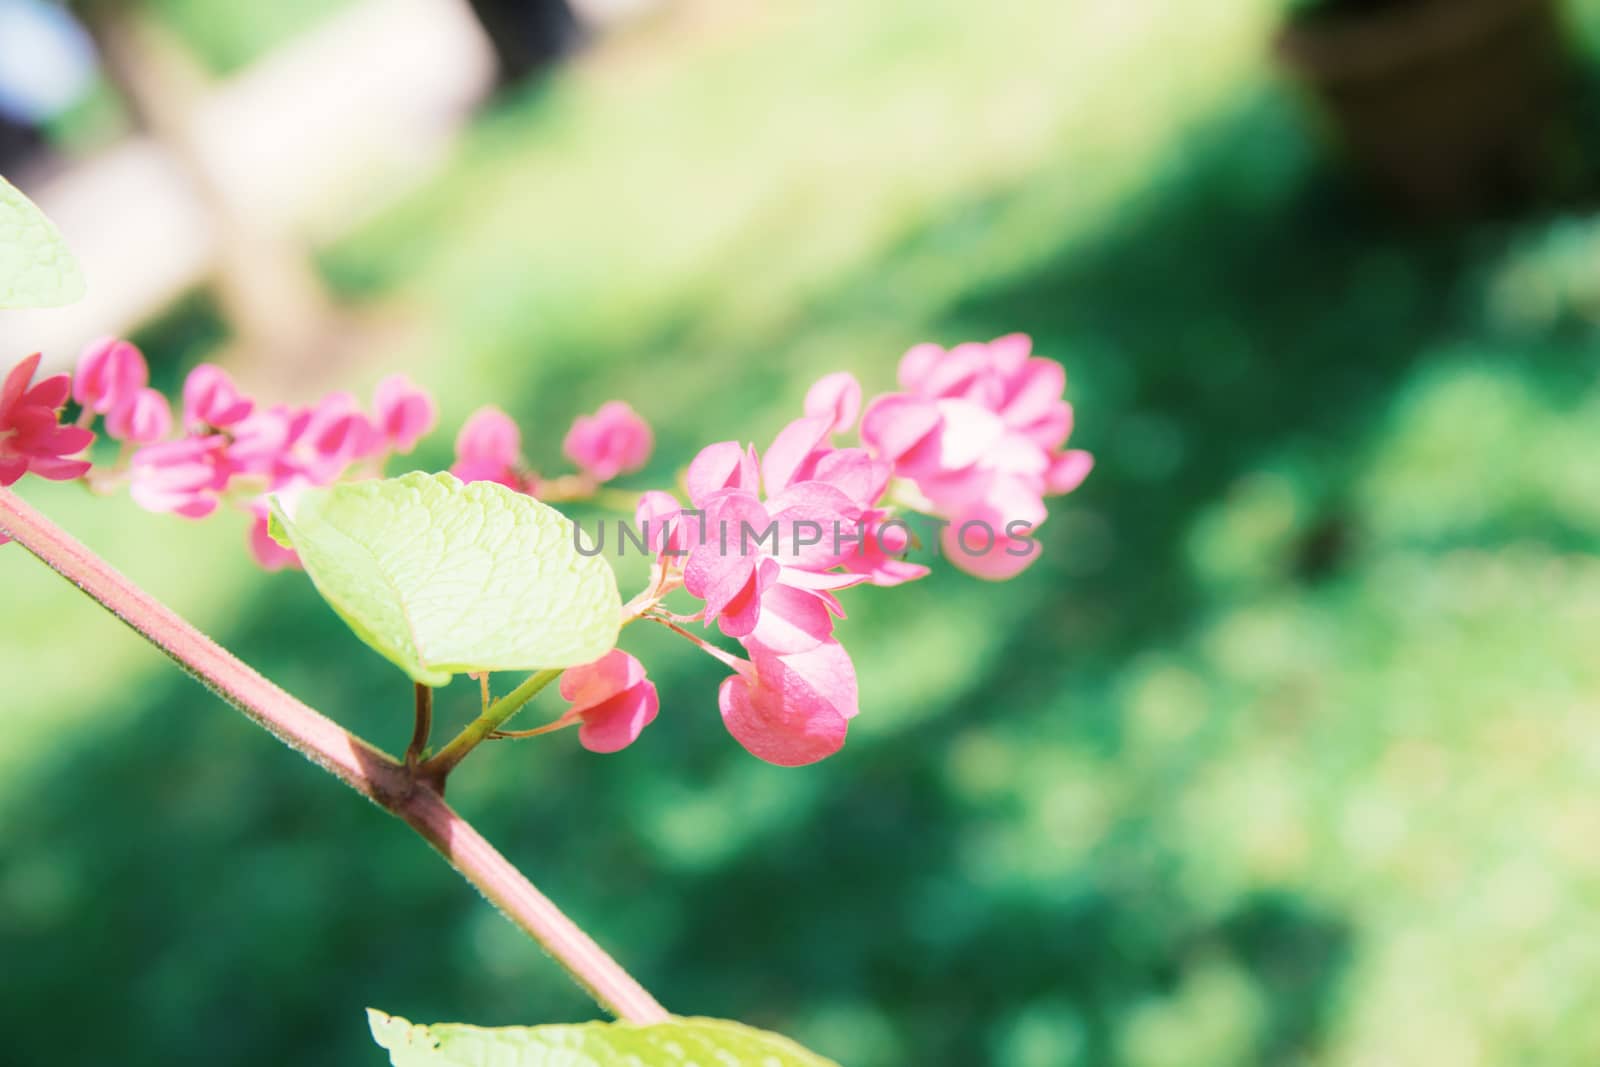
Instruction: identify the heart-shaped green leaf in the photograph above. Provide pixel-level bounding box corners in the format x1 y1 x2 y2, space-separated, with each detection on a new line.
367 1010 842 1067
0 174 85 309
270 472 620 686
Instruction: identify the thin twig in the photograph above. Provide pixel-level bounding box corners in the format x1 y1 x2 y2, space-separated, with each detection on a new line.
648 613 747 672
420 668 563 783
489 719 573 740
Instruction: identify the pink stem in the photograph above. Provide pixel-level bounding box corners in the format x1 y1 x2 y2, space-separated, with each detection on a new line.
0 487 669 1024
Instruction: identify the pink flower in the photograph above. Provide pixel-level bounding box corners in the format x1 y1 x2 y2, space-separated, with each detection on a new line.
104 387 172 444
293 391 381 482
678 404 892 643
451 406 524 489
374 374 436 454
860 335 1092 579
246 503 300 572
680 477 859 640
73 337 147 416
182 364 254 432
128 435 229 518
718 638 859 766
0 354 94 487
563 401 652 482
222 404 297 481
556 650 660 753
683 491 783 638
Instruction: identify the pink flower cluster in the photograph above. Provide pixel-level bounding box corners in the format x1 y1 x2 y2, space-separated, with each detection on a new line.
0 342 438 567
77 341 438 570
531 335 1092 767
861 334 1092 580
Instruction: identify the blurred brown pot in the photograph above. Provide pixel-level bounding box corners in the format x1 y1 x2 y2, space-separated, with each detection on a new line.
1277 0 1572 220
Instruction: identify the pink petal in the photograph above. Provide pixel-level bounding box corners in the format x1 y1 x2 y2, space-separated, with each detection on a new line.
837 510 930 588
919 342 991 400
930 399 1008 470
803 371 863 434
767 480 860 570
686 440 759 506
985 333 1034 377
224 406 296 478
761 414 832 494
1014 403 1074 453
574 686 659 753
183 364 254 431
897 343 946 393
247 511 301 571
454 406 522 477
73 337 148 415
777 567 868 592
747 581 835 653
24 456 93 482
21 372 72 411
104 387 173 444
718 557 781 638
563 401 653 482
859 394 942 464
810 447 890 510
15 417 93 456
998 356 1066 430
128 436 228 517
857 556 931 587
558 650 659 754
940 496 1045 580
374 374 437 453
0 354 41 423
635 489 684 554
1045 449 1094 495
718 639 858 767
560 648 648 710
683 494 769 623
0 456 29 487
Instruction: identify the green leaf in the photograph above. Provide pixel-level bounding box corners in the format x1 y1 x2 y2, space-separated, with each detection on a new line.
0 174 85 309
269 472 620 686
367 1010 842 1067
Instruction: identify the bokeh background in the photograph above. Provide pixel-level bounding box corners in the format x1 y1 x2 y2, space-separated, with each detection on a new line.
6 0 1600 1063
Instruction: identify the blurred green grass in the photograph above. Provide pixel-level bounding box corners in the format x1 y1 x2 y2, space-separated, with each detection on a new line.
147 0 359 74
7 0 1600 1065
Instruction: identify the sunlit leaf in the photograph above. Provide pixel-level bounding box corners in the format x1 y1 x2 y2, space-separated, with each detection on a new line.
0 174 84 309
367 1010 842 1067
270 472 620 686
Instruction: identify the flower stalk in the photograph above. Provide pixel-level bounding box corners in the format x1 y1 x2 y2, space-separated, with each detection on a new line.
420 668 563 783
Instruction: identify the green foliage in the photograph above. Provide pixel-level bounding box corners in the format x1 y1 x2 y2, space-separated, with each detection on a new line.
146 0 358 75
368 1010 840 1067
269 473 620 686
0 175 84 309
